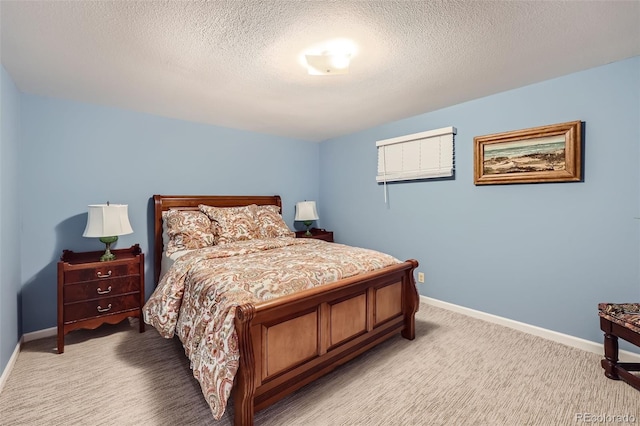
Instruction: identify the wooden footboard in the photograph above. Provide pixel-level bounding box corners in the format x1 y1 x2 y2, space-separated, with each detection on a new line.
152 195 419 425
234 259 419 426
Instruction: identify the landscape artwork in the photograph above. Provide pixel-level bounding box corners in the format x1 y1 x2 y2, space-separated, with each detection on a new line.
474 120 582 185
483 135 566 175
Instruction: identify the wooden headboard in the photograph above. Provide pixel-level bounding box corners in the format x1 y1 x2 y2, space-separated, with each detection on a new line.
152 194 283 285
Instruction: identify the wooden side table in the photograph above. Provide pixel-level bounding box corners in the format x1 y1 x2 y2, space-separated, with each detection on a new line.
57 244 145 354
295 228 334 242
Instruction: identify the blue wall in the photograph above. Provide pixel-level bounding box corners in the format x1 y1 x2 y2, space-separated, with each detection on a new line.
0 66 22 376
18 96 319 333
319 57 640 345
1 57 639 379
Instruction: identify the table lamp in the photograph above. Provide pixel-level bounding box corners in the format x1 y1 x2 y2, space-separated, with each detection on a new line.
82 202 133 261
295 201 319 236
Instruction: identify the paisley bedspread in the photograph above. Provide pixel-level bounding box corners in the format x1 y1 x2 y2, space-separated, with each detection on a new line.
142 237 401 419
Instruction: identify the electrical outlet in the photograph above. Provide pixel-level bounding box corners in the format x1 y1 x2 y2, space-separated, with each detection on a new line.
417 272 425 283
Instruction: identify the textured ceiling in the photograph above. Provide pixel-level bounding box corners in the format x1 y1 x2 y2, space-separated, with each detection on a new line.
1 1 639 142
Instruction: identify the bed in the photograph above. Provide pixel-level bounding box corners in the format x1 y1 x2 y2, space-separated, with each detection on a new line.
144 194 419 425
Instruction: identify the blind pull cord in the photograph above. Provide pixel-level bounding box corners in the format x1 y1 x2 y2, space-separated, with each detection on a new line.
383 145 389 204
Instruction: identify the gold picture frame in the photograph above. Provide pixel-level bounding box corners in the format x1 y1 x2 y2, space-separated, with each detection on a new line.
474 120 582 185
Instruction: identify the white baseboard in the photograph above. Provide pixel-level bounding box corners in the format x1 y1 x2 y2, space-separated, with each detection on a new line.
23 326 56 343
0 339 21 394
421 296 640 362
1 327 57 393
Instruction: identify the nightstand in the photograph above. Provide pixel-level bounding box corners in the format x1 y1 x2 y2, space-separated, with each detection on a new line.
295 228 334 242
57 244 145 354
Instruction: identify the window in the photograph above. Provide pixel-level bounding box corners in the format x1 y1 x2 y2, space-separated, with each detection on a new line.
376 126 456 183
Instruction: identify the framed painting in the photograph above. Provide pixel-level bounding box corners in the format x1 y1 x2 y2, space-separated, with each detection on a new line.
473 120 582 185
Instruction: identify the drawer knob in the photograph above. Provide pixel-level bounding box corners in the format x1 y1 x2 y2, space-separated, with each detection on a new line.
96 286 112 295
97 304 112 313
96 270 112 278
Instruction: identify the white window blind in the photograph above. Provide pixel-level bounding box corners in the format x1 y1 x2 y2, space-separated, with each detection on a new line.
376 126 456 183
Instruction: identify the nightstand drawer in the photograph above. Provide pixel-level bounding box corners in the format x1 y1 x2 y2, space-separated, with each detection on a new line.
295 228 334 242
64 293 140 323
64 263 140 284
307 232 333 242
64 277 141 303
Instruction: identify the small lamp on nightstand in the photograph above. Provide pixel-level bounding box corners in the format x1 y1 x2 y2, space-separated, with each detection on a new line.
295 201 319 236
82 202 133 261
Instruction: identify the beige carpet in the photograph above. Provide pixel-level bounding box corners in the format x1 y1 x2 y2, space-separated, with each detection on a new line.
1 303 638 426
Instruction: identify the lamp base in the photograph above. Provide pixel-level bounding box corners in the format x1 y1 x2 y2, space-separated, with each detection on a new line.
99 236 119 261
303 221 313 236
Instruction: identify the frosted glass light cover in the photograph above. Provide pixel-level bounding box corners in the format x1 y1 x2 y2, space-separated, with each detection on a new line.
305 53 350 75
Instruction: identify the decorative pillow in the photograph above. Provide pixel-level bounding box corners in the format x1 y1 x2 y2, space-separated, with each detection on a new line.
199 204 259 245
164 209 215 256
255 205 294 238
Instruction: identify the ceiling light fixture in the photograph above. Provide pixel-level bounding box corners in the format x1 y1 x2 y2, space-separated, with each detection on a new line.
305 52 351 76
300 38 357 76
